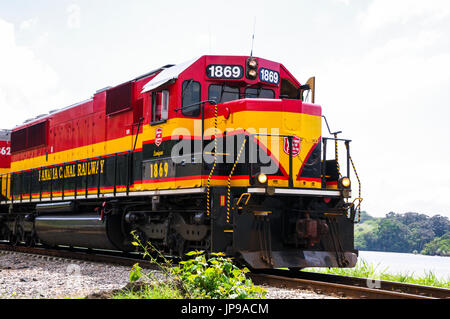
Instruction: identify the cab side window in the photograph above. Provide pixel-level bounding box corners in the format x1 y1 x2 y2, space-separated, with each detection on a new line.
151 90 169 124
182 80 201 117
280 78 299 99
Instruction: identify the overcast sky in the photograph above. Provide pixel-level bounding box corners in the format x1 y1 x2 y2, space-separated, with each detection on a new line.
0 0 449 218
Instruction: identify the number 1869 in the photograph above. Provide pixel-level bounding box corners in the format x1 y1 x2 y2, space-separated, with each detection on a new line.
259 68 280 85
150 161 169 179
207 65 243 79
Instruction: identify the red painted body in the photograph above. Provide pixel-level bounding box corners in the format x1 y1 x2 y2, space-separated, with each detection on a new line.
10 55 305 164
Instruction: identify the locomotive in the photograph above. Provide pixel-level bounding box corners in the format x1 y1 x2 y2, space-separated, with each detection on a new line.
0 55 361 269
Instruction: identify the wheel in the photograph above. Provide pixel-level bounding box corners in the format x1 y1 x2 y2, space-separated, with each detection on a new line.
8 233 18 246
25 235 36 247
15 226 24 246
0 225 10 242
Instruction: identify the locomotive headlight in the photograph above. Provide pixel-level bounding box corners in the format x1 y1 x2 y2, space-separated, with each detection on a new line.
257 173 268 185
253 173 268 186
248 59 258 69
246 58 259 80
340 177 351 189
248 69 258 79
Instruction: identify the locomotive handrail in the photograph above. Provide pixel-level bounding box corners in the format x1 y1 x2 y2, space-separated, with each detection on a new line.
173 99 218 113
247 133 355 191
322 115 342 136
322 137 352 183
322 136 353 143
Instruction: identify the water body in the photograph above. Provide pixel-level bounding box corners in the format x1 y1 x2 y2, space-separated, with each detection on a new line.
358 251 450 281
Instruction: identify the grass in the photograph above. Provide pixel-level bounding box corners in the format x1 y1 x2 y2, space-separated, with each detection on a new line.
304 259 450 289
113 282 185 299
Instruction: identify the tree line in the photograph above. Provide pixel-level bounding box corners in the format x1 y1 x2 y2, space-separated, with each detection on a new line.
354 211 450 256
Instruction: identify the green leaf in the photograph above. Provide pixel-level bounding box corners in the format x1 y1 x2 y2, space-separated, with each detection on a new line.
186 251 203 256
129 264 143 282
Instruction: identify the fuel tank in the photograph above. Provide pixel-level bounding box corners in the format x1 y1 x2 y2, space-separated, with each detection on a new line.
35 213 127 251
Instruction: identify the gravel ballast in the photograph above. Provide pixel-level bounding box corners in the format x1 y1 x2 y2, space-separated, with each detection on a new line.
0 251 339 299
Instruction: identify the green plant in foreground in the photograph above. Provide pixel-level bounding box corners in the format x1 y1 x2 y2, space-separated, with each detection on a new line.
116 231 266 299
126 231 192 298
172 251 266 299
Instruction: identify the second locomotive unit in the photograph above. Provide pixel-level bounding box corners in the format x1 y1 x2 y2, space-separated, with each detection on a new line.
0 55 361 269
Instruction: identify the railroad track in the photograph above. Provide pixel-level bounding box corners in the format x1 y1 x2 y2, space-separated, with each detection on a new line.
249 269 450 299
1 243 449 299
0 243 158 270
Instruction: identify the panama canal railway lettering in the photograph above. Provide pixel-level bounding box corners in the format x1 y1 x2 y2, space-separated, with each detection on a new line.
38 160 105 182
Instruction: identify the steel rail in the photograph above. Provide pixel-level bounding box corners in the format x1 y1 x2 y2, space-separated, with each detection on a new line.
250 269 450 300
0 243 158 270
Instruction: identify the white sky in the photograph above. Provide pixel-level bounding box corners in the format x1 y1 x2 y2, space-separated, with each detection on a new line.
0 0 449 218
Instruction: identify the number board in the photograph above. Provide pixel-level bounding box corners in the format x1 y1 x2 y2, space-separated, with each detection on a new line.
206 65 244 80
142 159 176 181
259 68 280 85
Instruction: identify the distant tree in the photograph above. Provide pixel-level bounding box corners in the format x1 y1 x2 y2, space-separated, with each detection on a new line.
409 225 435 252
354 232 367 250
362 231 379 251
399 212 429 226
353 211 450 255
430 215 450 238
421 233 450 256
376 218 412 253
386 212 397 219
358 211 373 223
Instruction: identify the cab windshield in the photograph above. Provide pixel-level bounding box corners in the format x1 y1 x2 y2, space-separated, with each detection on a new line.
244 88 275 99
208 85 239 104
208 85 276 104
